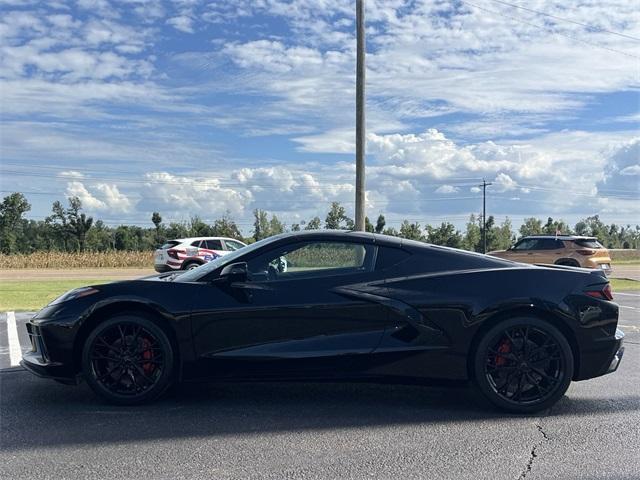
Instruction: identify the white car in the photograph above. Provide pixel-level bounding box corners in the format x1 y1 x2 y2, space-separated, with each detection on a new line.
154 237 247 273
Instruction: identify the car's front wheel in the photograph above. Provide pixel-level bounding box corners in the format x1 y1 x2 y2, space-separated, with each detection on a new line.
473 317 573 413
82 314 174 405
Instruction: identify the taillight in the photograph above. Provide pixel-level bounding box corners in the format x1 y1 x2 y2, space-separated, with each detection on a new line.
167 249 180 260
576 249 595 256
585 284 613 301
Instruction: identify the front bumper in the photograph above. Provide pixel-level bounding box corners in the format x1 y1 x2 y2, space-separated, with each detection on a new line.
21 316 79 382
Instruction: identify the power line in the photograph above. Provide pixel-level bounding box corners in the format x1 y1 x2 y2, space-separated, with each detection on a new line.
459 0 640 60
485 0 640 42
3 168 639 198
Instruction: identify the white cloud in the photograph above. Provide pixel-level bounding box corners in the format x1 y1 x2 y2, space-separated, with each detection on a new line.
621 165 640 176
493 173 518 192
65 181 106 210
167 15 194 33
435 185 459 194
65 181 132 213
59 170 84 179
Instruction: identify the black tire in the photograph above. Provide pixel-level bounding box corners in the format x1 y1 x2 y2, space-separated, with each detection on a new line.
82 314 174 405
473 317 573 414
183 261 200 271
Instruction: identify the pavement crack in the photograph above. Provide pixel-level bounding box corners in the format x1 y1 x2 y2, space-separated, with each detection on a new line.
517 423 549 480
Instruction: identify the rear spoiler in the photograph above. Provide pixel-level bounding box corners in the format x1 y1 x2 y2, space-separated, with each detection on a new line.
534 263 608 279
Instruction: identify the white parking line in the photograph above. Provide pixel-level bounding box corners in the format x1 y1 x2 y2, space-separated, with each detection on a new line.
619 305 640 312
7 311 23 367
615 292 640 297
619 324 640 332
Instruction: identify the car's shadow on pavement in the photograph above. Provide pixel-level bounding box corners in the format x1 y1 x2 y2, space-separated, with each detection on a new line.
2 368 638 452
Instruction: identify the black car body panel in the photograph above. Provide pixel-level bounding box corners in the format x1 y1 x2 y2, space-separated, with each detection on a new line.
22 231 622 390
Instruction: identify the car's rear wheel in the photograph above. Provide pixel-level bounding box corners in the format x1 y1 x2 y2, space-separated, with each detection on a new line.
473 317 573 413
82 315 174 405
183 261 200 270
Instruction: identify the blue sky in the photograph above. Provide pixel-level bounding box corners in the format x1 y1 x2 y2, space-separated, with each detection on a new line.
1 0 638 233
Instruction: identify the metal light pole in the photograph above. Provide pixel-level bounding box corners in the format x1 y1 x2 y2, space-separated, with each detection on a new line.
354 0 366 231
478 179 492 253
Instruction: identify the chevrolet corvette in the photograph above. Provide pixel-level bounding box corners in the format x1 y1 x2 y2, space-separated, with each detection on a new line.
22 231 624 413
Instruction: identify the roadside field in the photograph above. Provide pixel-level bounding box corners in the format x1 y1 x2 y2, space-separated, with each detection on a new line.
0 251 153 269
0 279 119 311
1 274 638 312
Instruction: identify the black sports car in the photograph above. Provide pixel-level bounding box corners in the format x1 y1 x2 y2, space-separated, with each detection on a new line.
22 231 624 413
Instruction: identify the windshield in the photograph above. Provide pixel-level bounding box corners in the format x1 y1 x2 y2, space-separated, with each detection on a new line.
174 233 290 282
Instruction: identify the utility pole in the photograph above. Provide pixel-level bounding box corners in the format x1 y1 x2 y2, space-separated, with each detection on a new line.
354 0 366 231
478 179 492 253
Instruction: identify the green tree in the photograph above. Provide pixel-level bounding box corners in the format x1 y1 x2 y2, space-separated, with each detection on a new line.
165 222 189 240
462 214 482 252
67 197 93 252
542 217 570 236
325 202 353 230
364 216 374 233
211 213 242 239
0 193 31 254
375 214 386 234
253 209 270 241
519 217 543 237
490 217 514 251
46 200 72 251
189 216 214 237
269 214 285 236
399 220 424 241
151 212 163 246
305 216 321 230
426 222 462 248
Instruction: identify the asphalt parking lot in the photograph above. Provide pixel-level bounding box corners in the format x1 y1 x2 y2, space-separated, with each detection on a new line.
1 294 638 480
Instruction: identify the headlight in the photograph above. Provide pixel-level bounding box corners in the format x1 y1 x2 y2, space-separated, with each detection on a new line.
49 287 99 306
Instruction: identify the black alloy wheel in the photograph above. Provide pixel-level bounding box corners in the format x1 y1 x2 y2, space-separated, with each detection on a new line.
82 315 174 405
473 317 573 413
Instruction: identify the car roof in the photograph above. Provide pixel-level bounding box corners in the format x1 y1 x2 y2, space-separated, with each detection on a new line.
174 237 245 243
522 235 597 241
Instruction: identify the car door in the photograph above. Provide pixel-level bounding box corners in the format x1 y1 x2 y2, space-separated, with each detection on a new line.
509 238 538 263
535 238 565 264
190 240 389 379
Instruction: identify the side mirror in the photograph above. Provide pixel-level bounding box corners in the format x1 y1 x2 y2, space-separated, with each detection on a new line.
219 262 248 283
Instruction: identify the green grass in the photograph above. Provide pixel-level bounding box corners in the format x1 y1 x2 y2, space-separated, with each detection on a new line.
610 278 640 291
612 259 640 265
1 276 638 312
0 279 117 311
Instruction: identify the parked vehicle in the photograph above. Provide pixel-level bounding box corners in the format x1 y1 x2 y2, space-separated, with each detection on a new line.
154 237 246 272
488 235 612 275
22 231 623 413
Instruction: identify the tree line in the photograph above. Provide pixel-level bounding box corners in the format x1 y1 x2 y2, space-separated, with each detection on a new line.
0 193 638 255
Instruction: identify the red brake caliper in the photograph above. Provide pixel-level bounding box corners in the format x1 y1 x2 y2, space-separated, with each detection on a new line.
141 338 154 375
495 339 511 366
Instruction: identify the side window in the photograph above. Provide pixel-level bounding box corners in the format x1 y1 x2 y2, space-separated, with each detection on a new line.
224 240 245 251
376 246 411 270
191 240 203 248
248 241 375 282
536 239 563 250
513 239 537 251
205 239 223 250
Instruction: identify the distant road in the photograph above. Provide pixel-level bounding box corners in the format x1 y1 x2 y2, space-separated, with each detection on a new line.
1 263 638 282
0 268 155 281
612 264 640 281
